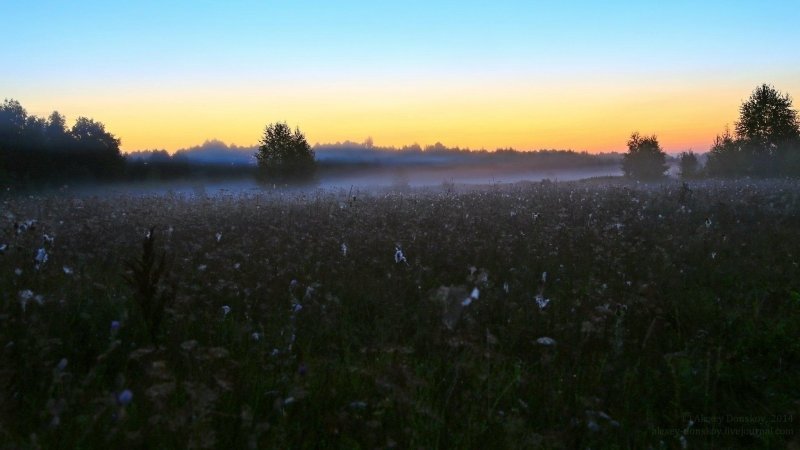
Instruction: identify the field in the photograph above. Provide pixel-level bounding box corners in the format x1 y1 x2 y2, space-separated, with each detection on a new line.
1 179 799 448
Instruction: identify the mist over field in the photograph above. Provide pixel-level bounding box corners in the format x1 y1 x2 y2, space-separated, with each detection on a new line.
109 139 625 196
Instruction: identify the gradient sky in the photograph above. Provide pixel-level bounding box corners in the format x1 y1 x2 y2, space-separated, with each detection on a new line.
2 1 799 153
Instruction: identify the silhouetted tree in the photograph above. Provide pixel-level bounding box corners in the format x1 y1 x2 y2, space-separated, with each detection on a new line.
255 122 316 181
678 151 700 179
736 84 799 152
69 117 125 179
622 132 667 180
45 111 70 150
706 85 799 177
705 128 741 177
0 99 125 184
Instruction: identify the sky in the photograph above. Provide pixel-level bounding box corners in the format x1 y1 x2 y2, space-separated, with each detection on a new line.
2 0 799 153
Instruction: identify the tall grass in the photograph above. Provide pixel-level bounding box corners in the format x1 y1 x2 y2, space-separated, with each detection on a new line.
1 180 798 448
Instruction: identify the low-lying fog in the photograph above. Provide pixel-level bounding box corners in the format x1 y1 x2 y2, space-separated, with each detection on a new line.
60 165 623 197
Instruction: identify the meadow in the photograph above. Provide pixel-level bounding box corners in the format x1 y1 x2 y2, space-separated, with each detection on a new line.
1 179 798 449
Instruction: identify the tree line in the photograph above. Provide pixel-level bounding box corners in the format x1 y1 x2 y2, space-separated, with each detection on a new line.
2 83 798 186
623 83 800 180
0 100 124 185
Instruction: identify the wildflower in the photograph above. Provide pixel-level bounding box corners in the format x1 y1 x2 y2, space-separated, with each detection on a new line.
62 266 73 275
19 290 38 311
117 389 134 406
341 243 348 257
394 246 407 264
43 234 54 245
503 282 509 293
462 287 479 306
536 336 557 346
251 332 261 341
215 232 222 242
110 320 121 332
34 247 48 269
197 264 207 271
222 305 231 317
541 271 547 283
705 218 712 228
711 252 717 259
535 294 550 310
292 303 303 313
233 262 241 270
0 243 7 253
283 396 295 406
14 268 22 276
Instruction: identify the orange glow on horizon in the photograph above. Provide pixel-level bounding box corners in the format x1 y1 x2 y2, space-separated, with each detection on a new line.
18 75 795 155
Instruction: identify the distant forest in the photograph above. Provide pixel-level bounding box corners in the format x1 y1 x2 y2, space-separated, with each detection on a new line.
1 98 621 186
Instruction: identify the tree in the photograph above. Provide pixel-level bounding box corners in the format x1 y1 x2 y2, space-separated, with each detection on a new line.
255 122 316 181
705 128 742 177
621 132 667 180
45 111 70 150
736 84 799 153
706 85 800 177
69 117 125 179
678 151 700 179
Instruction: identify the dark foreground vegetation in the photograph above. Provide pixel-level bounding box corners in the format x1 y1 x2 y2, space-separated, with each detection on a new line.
1 179 798 448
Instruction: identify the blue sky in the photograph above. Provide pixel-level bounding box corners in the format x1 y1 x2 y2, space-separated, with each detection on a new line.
2 1 799 151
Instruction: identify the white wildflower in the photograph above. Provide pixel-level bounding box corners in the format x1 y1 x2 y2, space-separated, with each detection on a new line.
394 247 407 264
233 262 241 270
535 294 550 310
34 248 48 269
197 264 207 271
251 332 261 341
711 252 717 259
341 243 348 257
536 336 557 346
462 287 480 306
0 243 7 253
221 305 231 317
292 303 303 313
215 232 222 242
541 271 547 283
19 289 34 311
283 396 295 405
503 282 509 293
705 218 712 228
62 266 73 275
43 234 54 245
14 268 22 276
